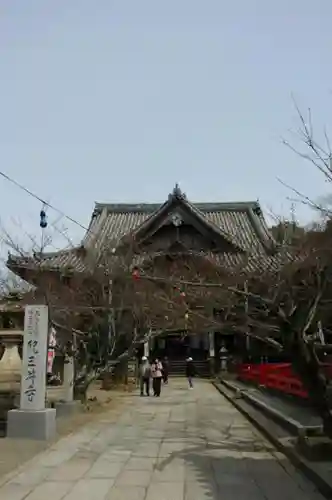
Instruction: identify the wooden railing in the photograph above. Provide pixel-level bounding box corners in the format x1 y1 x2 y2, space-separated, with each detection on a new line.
236 362 332 399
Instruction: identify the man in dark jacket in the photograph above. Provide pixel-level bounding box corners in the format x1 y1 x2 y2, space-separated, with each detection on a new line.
185 357 195 389
162 356 169 384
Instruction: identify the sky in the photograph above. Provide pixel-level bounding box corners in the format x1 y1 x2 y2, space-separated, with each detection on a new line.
1 0 332 253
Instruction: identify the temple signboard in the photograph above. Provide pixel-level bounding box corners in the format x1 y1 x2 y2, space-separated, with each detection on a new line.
20 305 48 411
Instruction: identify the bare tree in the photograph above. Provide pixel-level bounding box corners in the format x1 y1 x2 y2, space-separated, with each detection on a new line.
127 227 332 437
3 224 166 400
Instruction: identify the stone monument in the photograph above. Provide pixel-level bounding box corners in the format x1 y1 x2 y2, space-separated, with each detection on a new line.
7 305 56 440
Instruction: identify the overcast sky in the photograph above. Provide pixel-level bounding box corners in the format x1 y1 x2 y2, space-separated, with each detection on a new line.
1 1 332 254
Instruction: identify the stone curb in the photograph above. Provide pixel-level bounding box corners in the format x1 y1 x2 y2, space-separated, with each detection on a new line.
220 378 322 437
213 381 332 500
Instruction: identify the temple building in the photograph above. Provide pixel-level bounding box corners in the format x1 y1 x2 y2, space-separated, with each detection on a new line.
7 185 288 375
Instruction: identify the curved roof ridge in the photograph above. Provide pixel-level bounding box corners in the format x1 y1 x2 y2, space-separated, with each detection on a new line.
8 246 81 262
247 207 277 250
93 200 261 214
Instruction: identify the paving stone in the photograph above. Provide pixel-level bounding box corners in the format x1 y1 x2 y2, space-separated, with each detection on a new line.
125 457 156 470
10 466 52 486
25 481 75 500
0 380 326 500
115 469 152 487
106 485 147 500
99 450 132 462
255 479 317 500
159 443 189 456
147 481 184 500
87 459 124 479
35 450 76 467
48 458 94 481
62 479 114 500
185 466 215 484
152 462 185 482
0 483 34 500
184 481 218 500
219 483 269 499
133 444 160 457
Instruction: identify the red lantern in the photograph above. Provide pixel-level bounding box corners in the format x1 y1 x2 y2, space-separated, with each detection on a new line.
132 267 140 280
173 285 186 298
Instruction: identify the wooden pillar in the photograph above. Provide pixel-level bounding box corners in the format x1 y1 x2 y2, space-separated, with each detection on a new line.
244 281 250 356
208 332 215 376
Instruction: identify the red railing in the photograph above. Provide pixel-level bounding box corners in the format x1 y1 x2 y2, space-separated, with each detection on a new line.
236 362 332 400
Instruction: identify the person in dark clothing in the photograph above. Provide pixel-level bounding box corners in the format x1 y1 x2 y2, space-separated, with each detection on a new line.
185 357 195 389
162 356 169 384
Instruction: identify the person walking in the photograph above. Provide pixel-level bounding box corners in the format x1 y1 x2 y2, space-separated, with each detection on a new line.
186 357 195 389
162 356 169 384
139 356 151 396
151 358 163 396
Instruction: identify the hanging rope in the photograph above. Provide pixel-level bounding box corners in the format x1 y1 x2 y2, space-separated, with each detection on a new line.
0 169 89 232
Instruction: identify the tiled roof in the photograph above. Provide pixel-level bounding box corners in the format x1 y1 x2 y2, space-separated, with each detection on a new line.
131 249 292 275
7 248 87 273
83 199 275 255
7 186 284 275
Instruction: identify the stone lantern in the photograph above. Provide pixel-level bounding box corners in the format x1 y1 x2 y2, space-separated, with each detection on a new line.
219 345 228 372
0 330 23 385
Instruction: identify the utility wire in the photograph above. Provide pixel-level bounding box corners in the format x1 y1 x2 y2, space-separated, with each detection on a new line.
0 169 90 232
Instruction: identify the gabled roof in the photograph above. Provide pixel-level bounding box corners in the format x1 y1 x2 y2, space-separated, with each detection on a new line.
7 185 280 275
83 185 276 256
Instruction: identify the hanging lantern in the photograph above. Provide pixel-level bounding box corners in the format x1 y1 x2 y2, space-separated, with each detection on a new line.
132 267 140 280
173 285 186 298
184 312 189 320
40 209 47 228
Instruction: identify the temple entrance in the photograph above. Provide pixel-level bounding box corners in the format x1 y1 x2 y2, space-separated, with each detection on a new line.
150 332 210 377
152 333 209 361
152 334 189 360
164 335 190 360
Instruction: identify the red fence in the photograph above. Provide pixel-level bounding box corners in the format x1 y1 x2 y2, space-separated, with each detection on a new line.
236 362 332 399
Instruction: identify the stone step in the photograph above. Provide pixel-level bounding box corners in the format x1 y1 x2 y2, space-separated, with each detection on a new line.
168 360 210 377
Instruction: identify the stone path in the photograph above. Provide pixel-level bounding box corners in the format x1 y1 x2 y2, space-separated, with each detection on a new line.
0 379 325 500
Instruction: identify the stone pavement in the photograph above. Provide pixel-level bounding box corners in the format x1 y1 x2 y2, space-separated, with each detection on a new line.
0 379 325 500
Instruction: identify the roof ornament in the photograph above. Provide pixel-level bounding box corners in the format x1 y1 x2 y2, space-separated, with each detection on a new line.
173 183 182 196
254 200 262 216
170 212 183 227
169 183 186 201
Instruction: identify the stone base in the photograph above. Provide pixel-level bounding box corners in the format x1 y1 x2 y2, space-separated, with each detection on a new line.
54 400 81 417
296 436 332 462
208 357 215 377
7 408 56 440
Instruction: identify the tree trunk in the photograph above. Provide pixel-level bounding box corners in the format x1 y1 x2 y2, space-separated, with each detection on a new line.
291 339 332 438
113 359 128 384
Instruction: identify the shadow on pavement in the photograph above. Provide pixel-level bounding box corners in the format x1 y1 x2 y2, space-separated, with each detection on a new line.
155 437 323 500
